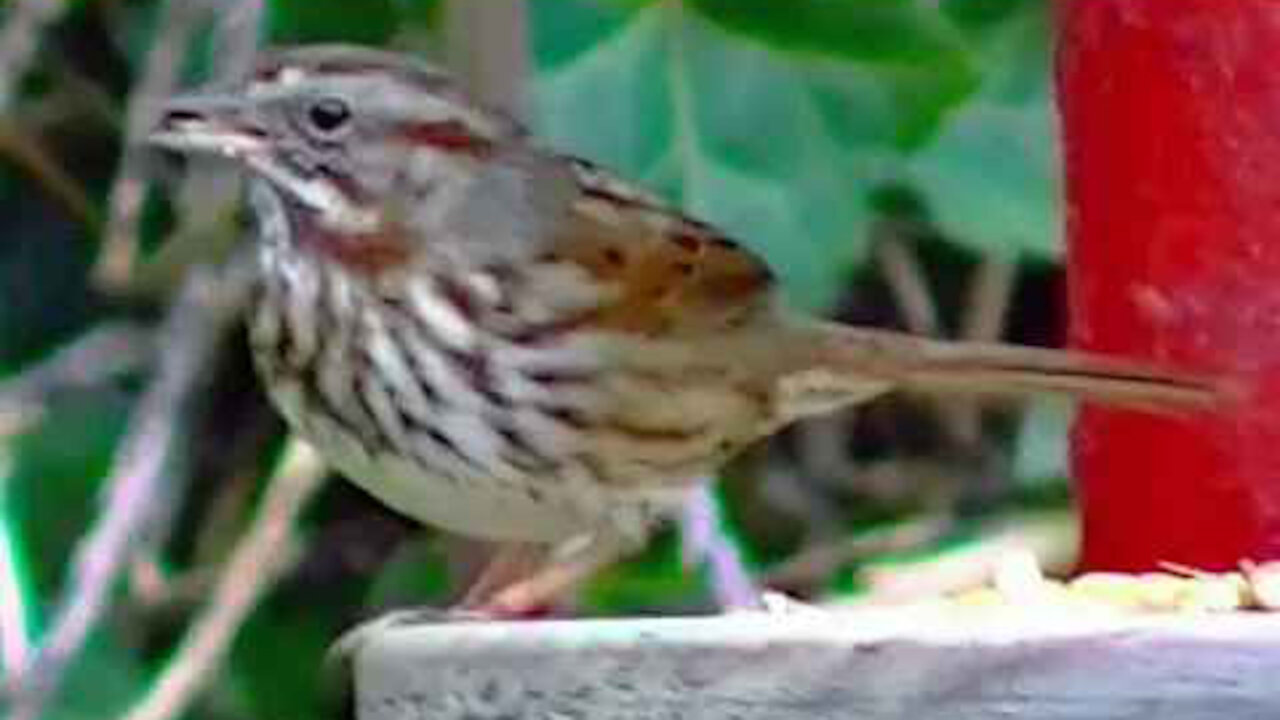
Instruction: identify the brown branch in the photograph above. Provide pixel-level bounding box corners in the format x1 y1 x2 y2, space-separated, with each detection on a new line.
873 226 940 337
874 225 1022 453
763 515 955 589
960 256 1017 343
766 423 851 540
121 441 326 720
38 54 124 130
948 256 1018 445
0 118 98 228
873 226 983 453
121 6 265 614
128 556 215 613
3 262 251 720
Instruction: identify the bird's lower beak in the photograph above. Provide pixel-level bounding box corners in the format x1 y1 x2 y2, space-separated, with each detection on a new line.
146 93 267 159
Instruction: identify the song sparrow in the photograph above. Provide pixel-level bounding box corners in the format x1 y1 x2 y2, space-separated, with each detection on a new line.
148 45 1219 614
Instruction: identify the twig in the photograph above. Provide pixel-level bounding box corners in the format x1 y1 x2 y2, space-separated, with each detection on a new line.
39 54 124 130
176 0 260 232
123 0 265 592
680 486 762 610
125 0 263 299
763 515 955 588
0 448 32 681
121 441 326 720
443 0 530 119
960 256 1017 344
0 322 153 438
0 118 99 228
94 0 210 291
129 555 203 612
0 0 67 112
874 227 988 454
873 226 1022 454
211 0 264 83
4 262 251 720
873 227 940 337
949 257 1018 445
0 323 152 403
758 450 846 542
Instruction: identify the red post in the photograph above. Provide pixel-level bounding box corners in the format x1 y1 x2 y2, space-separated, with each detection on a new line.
1058 1 1280 571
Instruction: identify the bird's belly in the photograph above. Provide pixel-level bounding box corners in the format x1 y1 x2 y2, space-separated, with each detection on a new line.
266 377 603 542
245 255 760 544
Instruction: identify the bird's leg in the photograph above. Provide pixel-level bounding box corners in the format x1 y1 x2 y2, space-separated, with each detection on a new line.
328 543 549 661
455 542 548 611
473 532 633 617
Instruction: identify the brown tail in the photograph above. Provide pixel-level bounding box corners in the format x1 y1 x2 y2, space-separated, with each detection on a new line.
806 322 1227 413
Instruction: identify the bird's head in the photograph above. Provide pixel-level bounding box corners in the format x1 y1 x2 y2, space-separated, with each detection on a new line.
148 44 525 235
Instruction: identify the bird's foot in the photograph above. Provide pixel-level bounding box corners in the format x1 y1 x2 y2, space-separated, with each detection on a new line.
326 605 492 667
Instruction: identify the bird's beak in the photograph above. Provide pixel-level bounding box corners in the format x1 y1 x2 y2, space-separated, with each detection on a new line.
146 92 267 159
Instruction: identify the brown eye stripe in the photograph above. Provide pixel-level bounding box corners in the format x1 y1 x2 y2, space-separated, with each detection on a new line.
398 121 494 156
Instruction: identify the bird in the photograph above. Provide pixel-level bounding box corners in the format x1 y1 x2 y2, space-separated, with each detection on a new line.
147 44 1221 615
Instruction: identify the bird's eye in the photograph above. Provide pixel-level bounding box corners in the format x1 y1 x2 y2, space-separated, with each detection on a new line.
306 97 351 135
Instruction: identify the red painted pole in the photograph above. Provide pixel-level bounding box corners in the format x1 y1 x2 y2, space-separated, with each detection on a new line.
1058 1 1280 571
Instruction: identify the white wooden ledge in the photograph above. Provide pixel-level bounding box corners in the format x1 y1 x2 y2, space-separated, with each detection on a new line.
353 604 1280 719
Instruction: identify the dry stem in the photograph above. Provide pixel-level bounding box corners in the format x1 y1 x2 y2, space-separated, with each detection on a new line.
0 0 67 111
3 264 250 720
95 0 211 291
121 441 326 720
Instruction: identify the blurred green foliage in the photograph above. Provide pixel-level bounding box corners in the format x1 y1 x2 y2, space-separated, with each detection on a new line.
532 0 1055 309
0 1 1066 718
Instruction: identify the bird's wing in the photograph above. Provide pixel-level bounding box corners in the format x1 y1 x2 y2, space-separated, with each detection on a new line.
546 156 779 337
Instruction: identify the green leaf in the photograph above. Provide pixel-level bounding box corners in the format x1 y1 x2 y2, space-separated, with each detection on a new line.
681 0 979 146
580 531 707 613
905 2 1061 259
393 0 446 31
531 0 650 71
941 0 1026 31
267 0 399 45
363 535 451 610
688 0 969 66
227 597 338 720
532 0 958 309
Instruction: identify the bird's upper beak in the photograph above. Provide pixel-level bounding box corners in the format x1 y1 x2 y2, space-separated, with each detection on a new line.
146 92 267 159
